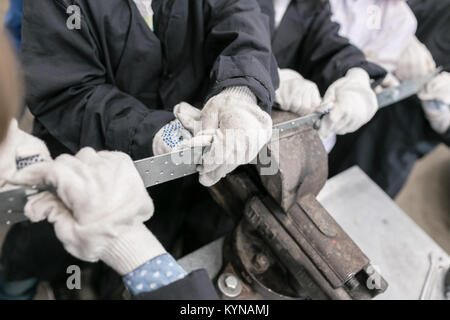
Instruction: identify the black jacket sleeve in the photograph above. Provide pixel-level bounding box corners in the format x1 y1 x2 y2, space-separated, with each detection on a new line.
133 270 219 300
294 1 387 94
21 0 174 159
204 0 279 112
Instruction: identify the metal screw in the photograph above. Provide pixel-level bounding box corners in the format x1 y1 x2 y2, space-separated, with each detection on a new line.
217 273 242 298
253 254 270 273
345 277 360 291
225 275 238 290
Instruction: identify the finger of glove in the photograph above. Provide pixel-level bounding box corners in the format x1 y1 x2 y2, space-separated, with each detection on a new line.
310 86 322 110
382 73 400 88
50 209 87 261
24 192 62 223
178 134 213 150
199 162 238 187
174 102 202 133
201 99 221 132
318 117 335 140
318 110 343 139
198 142 228 176
74 147 102 165
48 154 91 198
275 89 288 110
198 132 235 176
9 161 54 186
318 105 348 138
303 90 315 115
420 73 450 104
13 155 87 208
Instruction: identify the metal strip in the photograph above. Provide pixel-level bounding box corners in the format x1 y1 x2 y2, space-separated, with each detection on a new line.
0 71 440 225
0 185 55 225
377 68 441 108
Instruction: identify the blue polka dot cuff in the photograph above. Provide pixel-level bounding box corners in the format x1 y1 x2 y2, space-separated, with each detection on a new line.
123 253 188 296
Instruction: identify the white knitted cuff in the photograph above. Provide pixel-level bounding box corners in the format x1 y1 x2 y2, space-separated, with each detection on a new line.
100 224 166 275
222 86 257 105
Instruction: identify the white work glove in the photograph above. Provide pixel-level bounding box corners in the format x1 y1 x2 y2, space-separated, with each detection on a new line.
152 103 212 155
275 69 322 116
11 148 165 275
418 71 450 105
396 36 436 82
0 119 51 187
187 87 272 187
421 100 450 134
417 72 450 134
318 68 378 140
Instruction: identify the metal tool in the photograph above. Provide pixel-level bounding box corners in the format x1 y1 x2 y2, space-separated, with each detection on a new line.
419 252 447 300
377 67 442 108
444 267 450 300
210 110 387 300
0 71 440 226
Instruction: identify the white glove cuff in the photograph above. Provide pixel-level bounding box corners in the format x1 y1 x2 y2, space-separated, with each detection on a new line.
101 224 166 275
222 86 257 105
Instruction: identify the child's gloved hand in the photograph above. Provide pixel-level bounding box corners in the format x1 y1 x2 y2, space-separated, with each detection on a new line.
418 71 450 105
189 87 273 187
318 68 378 139
396 36 436 81
275 68 322 116
11 147 164 275
0 119 51 187
152 102 212 156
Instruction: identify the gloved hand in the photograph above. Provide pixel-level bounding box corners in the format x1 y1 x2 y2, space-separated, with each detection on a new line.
418 71 450 105
11 148 165 275
152 103 212 155
188 87 272 187
318 68 378 140
0 119 51 187
418 72 450 134
396 36 436 81
275 69 322 116
421 100 450 135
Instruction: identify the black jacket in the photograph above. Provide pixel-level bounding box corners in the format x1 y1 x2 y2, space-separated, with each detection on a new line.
134 270 219 300
257 0 387 94
22 0 278 159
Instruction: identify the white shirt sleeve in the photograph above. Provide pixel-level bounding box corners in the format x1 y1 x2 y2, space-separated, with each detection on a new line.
329 0 418 72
